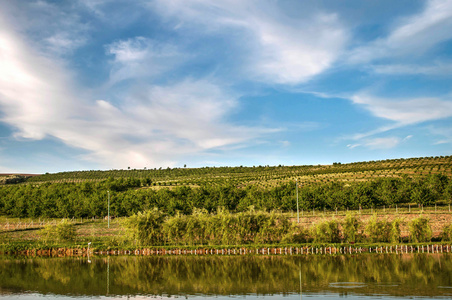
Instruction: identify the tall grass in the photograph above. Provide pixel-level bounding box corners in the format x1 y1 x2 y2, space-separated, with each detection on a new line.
409 216 432 243
123 209 447 246
40 219 77 242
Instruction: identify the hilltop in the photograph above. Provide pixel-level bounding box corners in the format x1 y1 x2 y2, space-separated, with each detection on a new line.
21 155 452 187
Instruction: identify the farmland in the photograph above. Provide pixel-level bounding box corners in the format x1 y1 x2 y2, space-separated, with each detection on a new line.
0 156 451 219
1 155 452 251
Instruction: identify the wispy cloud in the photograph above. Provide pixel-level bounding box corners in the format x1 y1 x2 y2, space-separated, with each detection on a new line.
363 137 401 150
428 126 452 145
351 93 452 125
364 137 400 149
0 18 277 169
371 62 452 76
348 0 452 64
106 37 184 85
347 135 412 150
151 0 349 85
0 1 89 56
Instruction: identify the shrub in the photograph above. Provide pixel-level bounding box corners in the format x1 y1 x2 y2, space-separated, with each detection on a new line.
365 215 393 243
409 216 432 243
163 212 188 245
390 218 401 243
254 210 291 244
342 213 361 243
312 219 340 243
441 224 452 241
40 219 76 242
281 225 311 243
125 208 165 246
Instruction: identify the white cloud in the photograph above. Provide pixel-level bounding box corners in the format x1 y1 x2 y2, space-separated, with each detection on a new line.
0 1 89 56
347 135 413 150
151 0 349 84
349 0 452 64
0 19 277 169
106 37 183 85
347 144 361 149
402 135 413 142
0 21 76 140
364 137 401 149
248 11 348 84
428 126 452 144
372 62 452 76
351 93 452 125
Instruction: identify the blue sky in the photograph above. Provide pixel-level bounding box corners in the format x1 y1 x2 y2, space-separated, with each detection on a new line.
0 0 451 173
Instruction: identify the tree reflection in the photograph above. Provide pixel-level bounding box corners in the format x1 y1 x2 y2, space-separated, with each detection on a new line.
0 254 451 297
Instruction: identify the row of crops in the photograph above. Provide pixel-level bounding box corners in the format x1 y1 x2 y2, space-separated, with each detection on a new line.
0 155 451 219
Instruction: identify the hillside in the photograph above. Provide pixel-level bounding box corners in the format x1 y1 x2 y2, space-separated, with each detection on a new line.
24 155 452 187
0 155 451 219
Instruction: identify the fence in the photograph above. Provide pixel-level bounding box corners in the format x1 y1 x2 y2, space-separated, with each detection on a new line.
289 203 452 218
0 217 98 232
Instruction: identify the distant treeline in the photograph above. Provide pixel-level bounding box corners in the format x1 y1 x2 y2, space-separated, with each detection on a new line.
0 174 451 218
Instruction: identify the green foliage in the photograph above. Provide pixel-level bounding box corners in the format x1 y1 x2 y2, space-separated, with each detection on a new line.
126 208 294 246
281 226 311 243
311 219 341 243
342 213 361 243
390 218 401 243
365 215 400 243
409 217 432 243
441 224 452 241
124 208 165 246
40 219 76 242
254 211 291 244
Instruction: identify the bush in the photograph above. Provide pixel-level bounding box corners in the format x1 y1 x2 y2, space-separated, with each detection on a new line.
441 224 452 241
254 210 291 244
40 219 76 242
390 218 401 243
409 216 432 243
125 208 165 246
365 215 400 243
342 213 361 243
281 225 311 243
312 219 340 243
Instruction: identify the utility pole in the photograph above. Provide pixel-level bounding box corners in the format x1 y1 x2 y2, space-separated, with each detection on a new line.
296 179 300 223
107 190 110 229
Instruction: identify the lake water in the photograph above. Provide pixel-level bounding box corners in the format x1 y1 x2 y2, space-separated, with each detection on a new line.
1 254 452 299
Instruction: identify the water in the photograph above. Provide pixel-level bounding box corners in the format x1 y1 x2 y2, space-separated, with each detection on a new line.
1 254 452 299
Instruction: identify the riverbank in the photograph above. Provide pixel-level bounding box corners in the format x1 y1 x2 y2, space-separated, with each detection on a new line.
2 210 452 255
2 242 452 257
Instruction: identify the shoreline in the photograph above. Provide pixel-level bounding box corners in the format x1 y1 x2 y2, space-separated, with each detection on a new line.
2 243 452 257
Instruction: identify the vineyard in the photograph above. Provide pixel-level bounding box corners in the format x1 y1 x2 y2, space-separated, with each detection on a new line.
23 155 452 187
0 155 451 219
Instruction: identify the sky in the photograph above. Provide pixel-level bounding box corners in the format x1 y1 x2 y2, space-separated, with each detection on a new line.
0 0 451 174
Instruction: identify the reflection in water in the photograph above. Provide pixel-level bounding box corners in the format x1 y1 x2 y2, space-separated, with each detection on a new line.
0 254 452 298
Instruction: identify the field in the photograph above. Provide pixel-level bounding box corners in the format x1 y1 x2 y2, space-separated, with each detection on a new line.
0 155 451 220
1 155 452 252
21 155 452 187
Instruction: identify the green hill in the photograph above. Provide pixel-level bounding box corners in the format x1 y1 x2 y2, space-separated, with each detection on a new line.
24 155 452 187
0 155 451 219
